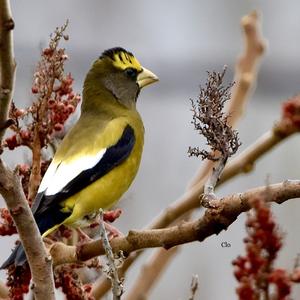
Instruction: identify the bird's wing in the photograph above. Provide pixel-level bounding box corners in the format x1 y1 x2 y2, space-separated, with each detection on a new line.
32 124 135 215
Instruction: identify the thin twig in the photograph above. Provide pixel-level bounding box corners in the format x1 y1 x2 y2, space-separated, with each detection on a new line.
123 247 179 300
122 214 190 300
0 280 8 299
203 156 228 206
188 275 199 300
219 120 297 184
99 209 123 300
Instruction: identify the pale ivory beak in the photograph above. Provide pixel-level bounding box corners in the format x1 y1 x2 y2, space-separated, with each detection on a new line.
137 67 159 88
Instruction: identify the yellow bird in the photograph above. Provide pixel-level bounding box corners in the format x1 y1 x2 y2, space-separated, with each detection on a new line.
2 47 158 268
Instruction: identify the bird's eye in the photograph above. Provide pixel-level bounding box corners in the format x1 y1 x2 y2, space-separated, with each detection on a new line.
124 68 137 79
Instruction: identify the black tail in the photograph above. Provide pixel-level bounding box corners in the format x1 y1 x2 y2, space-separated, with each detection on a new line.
1 204 69 269
1 242 26 269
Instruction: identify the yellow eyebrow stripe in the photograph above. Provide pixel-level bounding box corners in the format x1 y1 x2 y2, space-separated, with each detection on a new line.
111 51 142 71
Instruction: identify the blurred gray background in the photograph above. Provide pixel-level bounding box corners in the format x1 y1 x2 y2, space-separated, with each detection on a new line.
1 0 300 299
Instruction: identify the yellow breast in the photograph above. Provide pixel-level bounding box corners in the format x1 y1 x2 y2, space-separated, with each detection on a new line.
62 114 144 228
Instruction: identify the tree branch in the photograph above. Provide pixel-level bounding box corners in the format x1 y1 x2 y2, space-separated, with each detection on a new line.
50 180 300 266
188 275 199 300
0 1 55 299
219 120 297 184
0 161 55 299
0 280 8 299
229 10 266 127
0 0 16 143
99 210 123 300
123 247 179 300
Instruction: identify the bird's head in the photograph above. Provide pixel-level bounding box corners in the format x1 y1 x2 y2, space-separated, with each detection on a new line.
83 47 158 110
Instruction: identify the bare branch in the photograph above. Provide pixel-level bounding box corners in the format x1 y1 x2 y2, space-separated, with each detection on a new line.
229 10 266 127
0 280 8 299
99 210 123 300
188 275 199 300
0 161 55 299
121 213 190 300
0 0 16 143
219 119 299 184
202 156 227 205
50 180 300 266
123 247 179 300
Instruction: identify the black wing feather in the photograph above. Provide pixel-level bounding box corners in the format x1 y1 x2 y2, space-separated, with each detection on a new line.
33 124 135 216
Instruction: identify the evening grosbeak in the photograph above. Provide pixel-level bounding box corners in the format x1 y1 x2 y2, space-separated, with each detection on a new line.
2 47 158 268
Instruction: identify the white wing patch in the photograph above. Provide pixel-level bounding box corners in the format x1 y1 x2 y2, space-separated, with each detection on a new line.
37 162 58 193
38 149 107 196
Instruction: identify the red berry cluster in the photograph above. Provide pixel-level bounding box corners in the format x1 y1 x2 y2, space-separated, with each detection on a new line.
282 95 300 129
0 208 17 236
54 267 95 300
28 43 81 148
18 164 31 201
2 24 81 151
232 197 300 299
2 103 32 150
47 72 81 135
56 224 73 239
103 208 122 223
4 130 31 150
233 197 282 299
268 269 291 299
6 264 31 300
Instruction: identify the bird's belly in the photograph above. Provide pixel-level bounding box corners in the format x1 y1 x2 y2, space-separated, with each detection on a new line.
62 147 142 227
